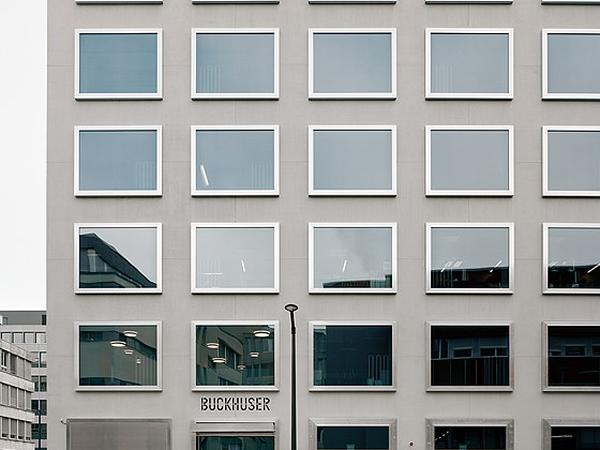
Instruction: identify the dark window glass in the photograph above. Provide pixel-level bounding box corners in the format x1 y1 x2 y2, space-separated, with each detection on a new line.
313 325 393 387
551 426 600 450
195 325 275 387
79 325 158 387
32 399 47 415
32 423 47 440
431 326 510 387
434 426 506 449
317 426 389 449
196 436 274 450
548 326 600 387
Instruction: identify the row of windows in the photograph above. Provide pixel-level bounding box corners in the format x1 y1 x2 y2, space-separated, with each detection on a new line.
74 223 600 295
0 384 32 411
0 332 46 345
72 0 600 5
0 417 32 443
74 322 600 392
73 28 600 100
0 349 31 380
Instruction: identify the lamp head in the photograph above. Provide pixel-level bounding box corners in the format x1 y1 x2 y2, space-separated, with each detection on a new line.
284 303 299 313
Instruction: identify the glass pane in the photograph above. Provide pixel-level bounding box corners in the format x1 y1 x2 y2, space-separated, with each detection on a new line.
313 227 393 290
68 420 170 450
12 333 23 344
430 227 510 290
548 34 600 94
430 33 509 94
551 426 600 450
79 325 158 387
548 326 600 387
195 33 275 94
79 130 158 192
313 325 393 387
195 130 275 191
547 227 600 290
195 227 275 290
317 426 390 449
196 436 274 450
431 325 510 387
547 131 600 192
195 325 275 387
312 130 393 191
430 130 510 191
434 426 507 450
313 33 392 94
78 227 158 290
79 33 158 94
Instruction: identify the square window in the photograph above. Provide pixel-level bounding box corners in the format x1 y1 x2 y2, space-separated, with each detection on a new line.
544 224 600 294
309 126 397 196
309 223 397 293
75 126 161 196
75 223 162 294
192 126 279 196
75 29 162 99
427 224 514 294
309 29 396 99
192 224 279 293
192 321 278 391
192 29 279 99
310 322 395 390
67 419 171 450
543 419 600 450
426 29 513 99
426 126 513 196
76 322 161 390
309 420 396 450
428 323 512 391
426 419 514 450
543 127 600 196
543 30 600 99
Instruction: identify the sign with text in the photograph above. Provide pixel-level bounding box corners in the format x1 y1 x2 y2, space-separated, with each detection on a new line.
200 396 271 412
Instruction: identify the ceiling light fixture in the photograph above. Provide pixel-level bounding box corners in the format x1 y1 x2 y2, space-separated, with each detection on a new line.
253 329 271 338
124 349 134 355
206 342 219 349
110 340 127 348
123 330 138 338
249 351 260 358
211 356 226 364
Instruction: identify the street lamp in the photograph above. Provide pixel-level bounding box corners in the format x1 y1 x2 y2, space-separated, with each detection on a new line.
284 303 298 450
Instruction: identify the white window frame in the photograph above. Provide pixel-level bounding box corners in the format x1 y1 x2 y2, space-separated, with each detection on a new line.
191 125 279 197
74 125 162 197
308 28 397 100
426 321 514 392
425 28 514 100
191 320 280 392
308 223 398 294
191 223 280 294
74 29 163 100
543 126 600 196
426 223 514 294
426 419 514 450
74 223 162 294
543 223 600 294
191 28 280 100
74 321 162 391
309 419 397 450
425 125 514 197
543 321 600 392
543 29 600 100
308 125 397 196
309 321 397 392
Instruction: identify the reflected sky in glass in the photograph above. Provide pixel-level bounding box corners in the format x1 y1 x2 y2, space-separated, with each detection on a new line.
548 34 600 94
547 131 600 192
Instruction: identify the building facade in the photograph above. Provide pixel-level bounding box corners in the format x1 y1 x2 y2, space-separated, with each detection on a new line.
48 0 600 449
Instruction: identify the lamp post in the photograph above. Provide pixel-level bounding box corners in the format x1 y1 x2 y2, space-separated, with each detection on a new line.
36 408 42 450
284 303 298 450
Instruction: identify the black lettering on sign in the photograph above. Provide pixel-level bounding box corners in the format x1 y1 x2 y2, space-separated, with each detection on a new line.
199 396 272 412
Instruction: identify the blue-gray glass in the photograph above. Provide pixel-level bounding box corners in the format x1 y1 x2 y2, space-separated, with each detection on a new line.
195 33 275 94
313 325 392 386
313 33 392 94
431 326 510 387
79 33 158 94
79 325 158 386
547 131 600 192
78 227 158 289
195 130 274 191
551 427 600 450
318 426 389 449
313 227 393 289
68 420 170 450
548 326 600 387
430 33 509 94
79 130 157 192
430 130 509 191
197 436 274 450
195 325 275 387
547 228 600 290
434 426 506 449
548 34 600 94
431 227 510 290
313 130 393 191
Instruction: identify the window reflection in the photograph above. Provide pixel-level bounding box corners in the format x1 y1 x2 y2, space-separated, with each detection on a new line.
548 326 600 387
196 436 274 450
317 426 390 449
434 426 507 450
550 426 600 450
547 33 600 95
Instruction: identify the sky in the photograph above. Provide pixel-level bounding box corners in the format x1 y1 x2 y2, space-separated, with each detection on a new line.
0 1 47 310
